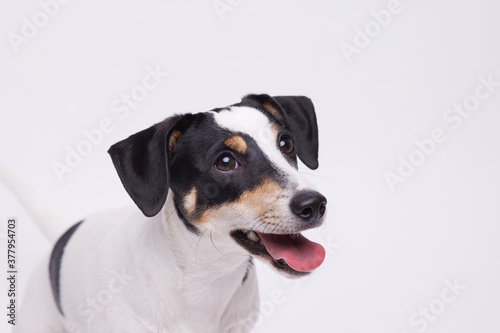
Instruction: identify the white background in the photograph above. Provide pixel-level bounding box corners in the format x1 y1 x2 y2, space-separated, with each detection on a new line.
1 0 500 332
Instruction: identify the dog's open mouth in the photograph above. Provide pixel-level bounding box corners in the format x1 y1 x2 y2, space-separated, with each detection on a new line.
230 230 326 275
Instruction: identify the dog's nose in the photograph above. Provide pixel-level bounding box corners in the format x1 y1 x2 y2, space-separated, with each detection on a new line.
290 190 327 224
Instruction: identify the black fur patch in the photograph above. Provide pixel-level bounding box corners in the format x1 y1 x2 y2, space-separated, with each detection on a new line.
49 221 83 315
108 115 185 217
169 113 289 223
174 201 200 234
237 94 319 169
242 256 254 284
107 95 319 233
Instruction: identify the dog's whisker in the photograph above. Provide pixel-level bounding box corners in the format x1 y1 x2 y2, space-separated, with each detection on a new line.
209 229 226 256
10 94 329 332
165 206 178 221
263 222 269 234
297 170 339 185
194 227 211 266
157 202 179 237
249 218 263 233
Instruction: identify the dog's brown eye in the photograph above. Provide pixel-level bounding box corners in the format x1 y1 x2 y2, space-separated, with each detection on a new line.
215 154 238 172
279 137 294 154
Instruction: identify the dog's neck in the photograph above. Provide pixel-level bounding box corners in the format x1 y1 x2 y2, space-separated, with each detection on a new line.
131 192 256 331
162 192 250 275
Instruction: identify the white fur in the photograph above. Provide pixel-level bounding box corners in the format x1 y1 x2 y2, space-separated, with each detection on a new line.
11 107 320 332
0 164 66 241
15 194 259 333
212 106 314 190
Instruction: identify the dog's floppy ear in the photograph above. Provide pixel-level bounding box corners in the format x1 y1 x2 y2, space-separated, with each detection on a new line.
241 94 319 169
108 115 185 217
267 95 319 170
272 95 319 169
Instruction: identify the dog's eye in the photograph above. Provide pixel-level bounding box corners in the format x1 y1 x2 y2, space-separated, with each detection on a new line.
215 154 238 172
279 137 294 154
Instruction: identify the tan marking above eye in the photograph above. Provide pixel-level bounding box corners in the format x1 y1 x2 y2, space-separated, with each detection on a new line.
271 125 279 136
224 135 248 154
183 187 197 216
262 102 284 123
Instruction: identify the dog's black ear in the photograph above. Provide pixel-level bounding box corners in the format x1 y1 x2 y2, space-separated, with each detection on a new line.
241 94 319 169
108 115 185 217
273 96 319 170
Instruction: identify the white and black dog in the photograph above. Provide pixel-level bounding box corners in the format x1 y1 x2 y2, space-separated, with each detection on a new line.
13 94 327 332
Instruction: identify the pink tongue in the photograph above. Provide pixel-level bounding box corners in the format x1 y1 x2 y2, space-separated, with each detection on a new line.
256 232 326 272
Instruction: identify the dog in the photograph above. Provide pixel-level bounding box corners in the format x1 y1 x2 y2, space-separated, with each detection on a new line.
12 94 327 333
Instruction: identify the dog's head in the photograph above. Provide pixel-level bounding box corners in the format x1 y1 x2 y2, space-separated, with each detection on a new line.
108 94 327 276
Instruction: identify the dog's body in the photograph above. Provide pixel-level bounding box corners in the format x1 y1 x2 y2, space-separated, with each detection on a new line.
21 202 259 333
12 94 327 333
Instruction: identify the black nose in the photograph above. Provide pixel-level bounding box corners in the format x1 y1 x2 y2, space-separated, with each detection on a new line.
290 190 327 224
